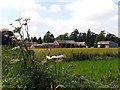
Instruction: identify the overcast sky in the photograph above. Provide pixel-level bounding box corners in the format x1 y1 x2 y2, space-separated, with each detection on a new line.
0 0 119 38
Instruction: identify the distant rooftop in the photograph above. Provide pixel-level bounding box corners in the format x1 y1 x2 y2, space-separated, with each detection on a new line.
75 42 86 46
97 41 112 44
42 43 59 46
55 40 75 44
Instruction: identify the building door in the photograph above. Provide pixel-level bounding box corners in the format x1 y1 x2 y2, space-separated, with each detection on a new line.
100 44 105 48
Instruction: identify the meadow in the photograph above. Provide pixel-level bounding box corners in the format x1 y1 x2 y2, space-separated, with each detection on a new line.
2 46 120 89
60 58 119 84
34 48 119 88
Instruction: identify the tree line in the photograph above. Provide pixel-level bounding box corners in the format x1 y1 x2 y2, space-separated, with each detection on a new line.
1 29 120 47
38 29 120 47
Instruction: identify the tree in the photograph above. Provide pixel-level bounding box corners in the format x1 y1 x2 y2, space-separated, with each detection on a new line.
31 37 38 42
1 30 14 45
86 29 97 47
43 31 55 43
86 29 92 47
105 33 120 47
79 44 82 48
78 33 82 42
60 44 63 48
33 37 38 42
31 37 34 42
65 44 67 48
69 29 79 41
105 33 117 42
50 34 55 42
81 32 87 42
38 37 43 44
94 42 97 48
55 33 69 40
95 30 106 43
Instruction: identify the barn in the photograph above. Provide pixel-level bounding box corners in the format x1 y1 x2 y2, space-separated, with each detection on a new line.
75 42 87 48
42 43 59 48
97 41 118 48
31 44 43 48
54 40 77 48
26 41 37 47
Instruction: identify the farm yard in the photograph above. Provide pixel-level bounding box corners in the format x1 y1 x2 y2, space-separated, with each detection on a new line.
2 46 120 89
1 17 120 89
1 0 120 88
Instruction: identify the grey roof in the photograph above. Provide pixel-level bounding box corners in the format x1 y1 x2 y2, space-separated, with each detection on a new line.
55 40 76 44
31 42 38 44
97 41 111 44
32 44 43 46
42 43 59 46
75 42 86 46
26 41 38 44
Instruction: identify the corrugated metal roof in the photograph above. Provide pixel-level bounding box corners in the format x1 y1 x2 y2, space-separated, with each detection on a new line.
97 41 111 44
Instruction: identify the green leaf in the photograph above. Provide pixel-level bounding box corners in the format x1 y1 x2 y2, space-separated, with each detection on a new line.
13 27 22 33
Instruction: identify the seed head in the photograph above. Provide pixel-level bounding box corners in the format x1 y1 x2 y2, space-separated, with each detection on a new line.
15 17 22 21
23 18 30 21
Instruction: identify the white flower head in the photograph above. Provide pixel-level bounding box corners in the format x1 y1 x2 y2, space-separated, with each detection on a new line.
11 46 20 50
51 56 58 59
57 55 66 58
10 59 20 64
46 56 52 60
46 55 66 60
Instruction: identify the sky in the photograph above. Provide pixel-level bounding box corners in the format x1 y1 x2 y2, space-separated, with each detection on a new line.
0 0 119 38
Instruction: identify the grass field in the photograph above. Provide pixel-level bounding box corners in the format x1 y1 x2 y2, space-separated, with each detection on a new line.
60 58 119 82
2 46 120 88
42 57 119 87
33 48 119 88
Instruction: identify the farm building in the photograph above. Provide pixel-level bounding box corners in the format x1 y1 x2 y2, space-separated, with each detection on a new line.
75 42 87 48
31 44 43 48
27 40 88 48
97 41 118 48
26 41 37 47
31 43 59 48
42 43 59 48
54 40 77 48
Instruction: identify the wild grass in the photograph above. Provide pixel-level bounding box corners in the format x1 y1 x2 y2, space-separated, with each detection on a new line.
34 48 119 62
33 48 118 55
61 58 119 82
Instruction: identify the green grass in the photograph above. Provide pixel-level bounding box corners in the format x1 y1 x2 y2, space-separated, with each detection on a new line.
60 58 119 83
